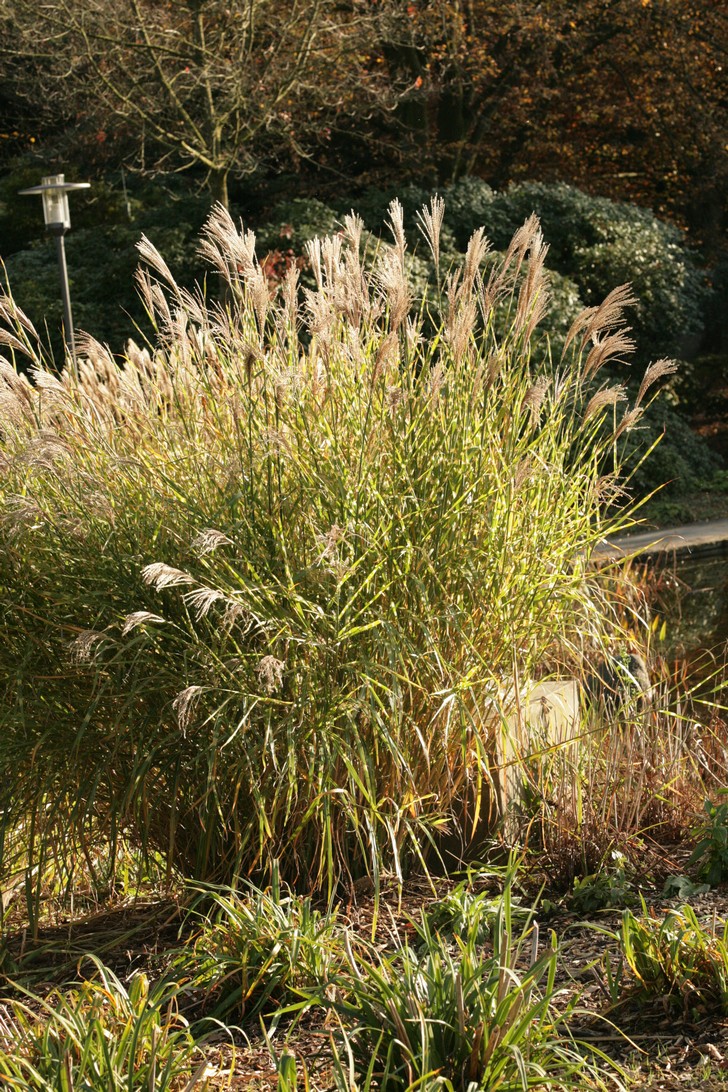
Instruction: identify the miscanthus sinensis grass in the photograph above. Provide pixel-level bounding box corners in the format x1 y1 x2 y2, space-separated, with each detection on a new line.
0 200 668 898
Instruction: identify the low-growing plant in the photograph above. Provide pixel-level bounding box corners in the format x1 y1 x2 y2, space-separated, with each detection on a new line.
620 901 728 1017
0 957 211 1090
569 851 636 914
174 865 344 1024
662 875 711 900
689 792 728 886
328 872 611 1090
273 1047 308 1092
0 197 663 896
597 949 627 1009
424 869 528 945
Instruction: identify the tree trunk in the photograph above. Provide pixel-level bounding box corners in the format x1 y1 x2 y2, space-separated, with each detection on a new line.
209 169 229 209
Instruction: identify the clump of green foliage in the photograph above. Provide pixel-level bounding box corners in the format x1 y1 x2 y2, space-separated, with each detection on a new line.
424 871 526 945
689 792 728 886
174 864 344 1024
0 866 618 1090
328 868 606 1090
569 851 636 914
0 959 207 1090
620 902 728 1017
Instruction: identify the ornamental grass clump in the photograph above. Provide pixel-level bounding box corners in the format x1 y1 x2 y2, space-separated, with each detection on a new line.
0 200 664 897
327 868 607 1090
173 865 345 1024
0 959 208 1090
620 902 728 1017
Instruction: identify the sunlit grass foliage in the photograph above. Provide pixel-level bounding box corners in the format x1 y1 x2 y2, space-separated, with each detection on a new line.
327 866 612 1090
0 199 665 897
620 901 728 1018
173 863 344 1024
0 958 209 1090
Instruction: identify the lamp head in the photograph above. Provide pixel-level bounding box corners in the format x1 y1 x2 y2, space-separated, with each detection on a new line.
19 174 91 234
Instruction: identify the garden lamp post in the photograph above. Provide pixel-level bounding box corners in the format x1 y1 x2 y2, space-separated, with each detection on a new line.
18 174 90 369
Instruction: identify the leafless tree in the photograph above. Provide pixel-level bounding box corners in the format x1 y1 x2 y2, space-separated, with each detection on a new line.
2 0 410 205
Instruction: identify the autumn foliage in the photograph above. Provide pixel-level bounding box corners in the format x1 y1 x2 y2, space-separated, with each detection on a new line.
379 0 726 241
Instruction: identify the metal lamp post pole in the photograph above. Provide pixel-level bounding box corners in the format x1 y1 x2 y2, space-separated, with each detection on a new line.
18 173 90 372
52 229 76 366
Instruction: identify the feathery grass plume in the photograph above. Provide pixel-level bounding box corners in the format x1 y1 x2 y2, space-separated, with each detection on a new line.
0 278 39 340
183 585 226 620
583 330 637 383
0 328 32 358
136 234 178 292
142 563 196 590
0 378 33 428
636 358 678 406
476 217 543 335
416 193 446 280
614 406 644 440
0 360 34 403
514 222 549 339
461 227 490 294
0 201 669 899
444 270 478 361
594 473 627 505
386 198 407 272
374 246 411 333
69 629 110 663
317 522 346 561
1 494 44 540
135 265 174 335
0 276 42 372
565 284 639 362
173 685 205 734
583 385 627 423
192 528 234 555
256 656 285 695
513 457 533 493
500 214 543 297
120 611 166 637
586 284 638 338
196 202 258 287
24 431 73 467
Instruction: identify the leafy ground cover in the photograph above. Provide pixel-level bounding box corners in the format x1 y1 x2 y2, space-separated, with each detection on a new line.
4 850 728 1088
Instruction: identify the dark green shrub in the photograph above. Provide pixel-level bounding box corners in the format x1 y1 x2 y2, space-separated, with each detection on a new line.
253 196 340 254
621 400 722 501
574 223 708 360
334 182 431 235
442 175 502 250
473 181 605 263
441 180 711 363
